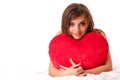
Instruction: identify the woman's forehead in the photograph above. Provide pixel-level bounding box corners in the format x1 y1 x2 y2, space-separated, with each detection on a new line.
71 14 87 22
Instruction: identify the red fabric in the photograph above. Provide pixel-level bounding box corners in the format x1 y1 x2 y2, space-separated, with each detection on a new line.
49 32 109 70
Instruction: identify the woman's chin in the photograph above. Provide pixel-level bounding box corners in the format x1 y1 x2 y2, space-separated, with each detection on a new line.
73 36 81 40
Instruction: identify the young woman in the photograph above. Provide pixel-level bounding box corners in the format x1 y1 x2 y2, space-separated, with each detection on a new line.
48 3 112 77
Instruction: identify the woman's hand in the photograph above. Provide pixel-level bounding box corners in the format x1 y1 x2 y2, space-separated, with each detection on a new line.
59 59 86 76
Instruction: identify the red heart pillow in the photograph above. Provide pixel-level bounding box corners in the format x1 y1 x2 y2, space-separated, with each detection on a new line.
49 32 109 70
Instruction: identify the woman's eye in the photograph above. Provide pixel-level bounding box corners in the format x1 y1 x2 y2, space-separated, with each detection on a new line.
81 23 86 26
69 23 74 27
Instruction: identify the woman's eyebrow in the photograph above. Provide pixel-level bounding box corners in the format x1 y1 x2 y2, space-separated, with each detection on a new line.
80 20 87 23
81 19 87 22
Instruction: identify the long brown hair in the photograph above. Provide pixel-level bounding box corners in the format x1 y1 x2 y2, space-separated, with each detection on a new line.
61 3 94 35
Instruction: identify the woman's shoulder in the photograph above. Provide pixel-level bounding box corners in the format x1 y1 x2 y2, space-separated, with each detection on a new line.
56 31 62 36
93 28 106 38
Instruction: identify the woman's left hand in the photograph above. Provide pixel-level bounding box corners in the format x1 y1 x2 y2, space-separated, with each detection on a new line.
59 59 87 76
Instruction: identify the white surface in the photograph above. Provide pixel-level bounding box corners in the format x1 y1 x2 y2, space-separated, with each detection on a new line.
1 60 120 80
0 0 120 80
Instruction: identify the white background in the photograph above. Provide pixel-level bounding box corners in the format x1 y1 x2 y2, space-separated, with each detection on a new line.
0 0 120 80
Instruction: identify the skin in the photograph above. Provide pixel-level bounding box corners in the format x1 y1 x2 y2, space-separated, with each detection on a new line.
68 15 88 40
49 15 112 77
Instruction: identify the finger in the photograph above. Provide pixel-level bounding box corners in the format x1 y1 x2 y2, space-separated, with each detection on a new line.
76 68 83 73
69 59 76 66
76 67 83 72
59 68 64 71
75 68 83 76
72 63 81 69
78 72 87 76
79 66 83 70
59 65 68 70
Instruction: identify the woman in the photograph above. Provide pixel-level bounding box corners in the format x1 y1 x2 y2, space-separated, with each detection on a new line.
49 3 112 77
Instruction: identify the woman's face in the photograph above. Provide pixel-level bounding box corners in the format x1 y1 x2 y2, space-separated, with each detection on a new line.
68 15 88 40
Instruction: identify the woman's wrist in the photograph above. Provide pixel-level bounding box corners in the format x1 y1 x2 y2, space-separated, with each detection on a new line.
84 70 88 74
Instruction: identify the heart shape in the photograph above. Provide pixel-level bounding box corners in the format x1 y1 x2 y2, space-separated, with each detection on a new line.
49 32 108 69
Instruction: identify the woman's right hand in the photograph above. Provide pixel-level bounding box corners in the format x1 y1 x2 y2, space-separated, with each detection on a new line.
59 59 86 76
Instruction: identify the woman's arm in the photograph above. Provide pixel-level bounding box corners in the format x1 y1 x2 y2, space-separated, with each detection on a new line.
49 30 112 76
85 51 112 74
48 59 85 77
48 60 66 77
49 31 85 77
85 29 112 74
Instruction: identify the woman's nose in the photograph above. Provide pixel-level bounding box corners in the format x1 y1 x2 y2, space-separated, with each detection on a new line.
74 26 80 33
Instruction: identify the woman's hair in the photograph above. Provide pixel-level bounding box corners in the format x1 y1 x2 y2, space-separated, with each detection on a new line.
61 3 94 35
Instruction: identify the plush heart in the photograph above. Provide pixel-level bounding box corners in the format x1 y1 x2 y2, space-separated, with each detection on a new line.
49 32 109 70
